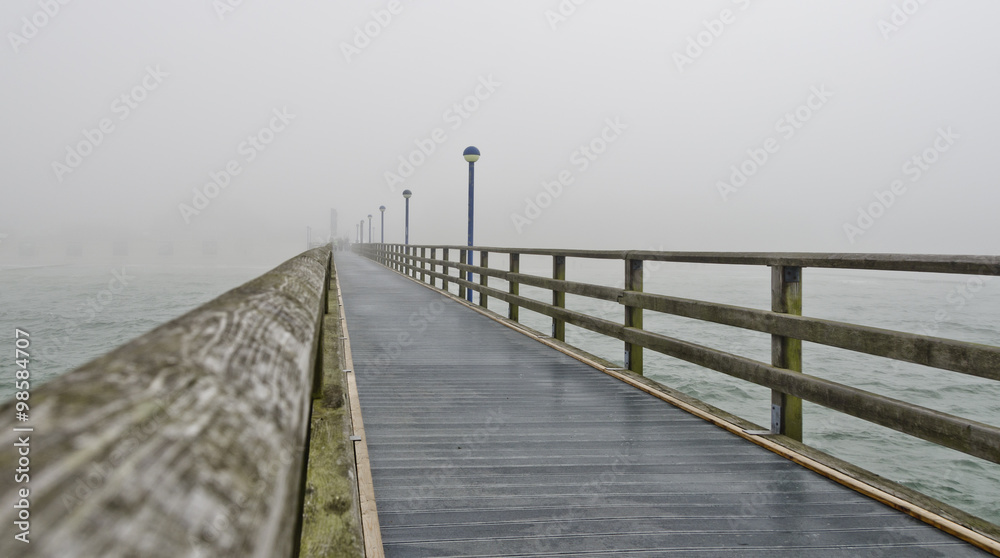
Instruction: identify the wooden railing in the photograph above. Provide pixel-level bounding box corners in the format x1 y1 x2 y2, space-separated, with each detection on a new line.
357 243 1000 467
0 246 354 558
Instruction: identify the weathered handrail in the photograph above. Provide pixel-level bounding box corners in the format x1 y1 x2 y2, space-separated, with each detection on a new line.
375 243 1000 274
357 243 1000 467
0 246 332 558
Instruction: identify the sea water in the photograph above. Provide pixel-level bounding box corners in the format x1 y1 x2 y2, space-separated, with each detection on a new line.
0 263 267 400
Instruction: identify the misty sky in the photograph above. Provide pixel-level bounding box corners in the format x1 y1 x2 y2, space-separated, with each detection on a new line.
3 0 999 259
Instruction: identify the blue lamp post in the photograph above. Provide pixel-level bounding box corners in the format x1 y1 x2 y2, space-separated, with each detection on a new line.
367 214 372 244
463 146 480 302
402 189 412 245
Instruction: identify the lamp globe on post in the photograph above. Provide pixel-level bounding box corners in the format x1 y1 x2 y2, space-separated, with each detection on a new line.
379 205 386 243
463 146 480 302
402 189 412 245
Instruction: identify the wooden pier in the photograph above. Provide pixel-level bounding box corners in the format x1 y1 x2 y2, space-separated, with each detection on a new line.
342 248 999 557
1 244 998 557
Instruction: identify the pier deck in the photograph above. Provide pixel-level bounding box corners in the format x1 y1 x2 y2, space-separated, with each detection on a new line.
337 252 987 557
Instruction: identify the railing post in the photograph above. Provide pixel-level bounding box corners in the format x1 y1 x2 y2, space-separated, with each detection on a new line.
442 248 450 292
508 253 520 321
409 246 415 278
430 248 437 288
552 255 566 341
625 257 643 375
458 249 467 300
420 247 426 283
771 265 803 441
479 251 488 308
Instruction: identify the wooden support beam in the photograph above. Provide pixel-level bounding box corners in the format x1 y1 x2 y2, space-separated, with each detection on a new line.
442 248 450 292
771 265 803 441
479 251 489 308
552 255 566 341
508 253 520 322
458 249 467 300
419 247 425 282
430 248 437 287
625 257 643 375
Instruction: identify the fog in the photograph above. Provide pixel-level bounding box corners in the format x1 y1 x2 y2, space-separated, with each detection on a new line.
3 0 998 266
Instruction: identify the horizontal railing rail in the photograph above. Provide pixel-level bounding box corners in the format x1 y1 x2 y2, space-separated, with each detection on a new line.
356 242 1000 467
378 244 1000 274
0 246 333 558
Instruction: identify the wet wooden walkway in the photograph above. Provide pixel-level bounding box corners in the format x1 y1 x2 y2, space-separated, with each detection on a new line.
336 252 988 557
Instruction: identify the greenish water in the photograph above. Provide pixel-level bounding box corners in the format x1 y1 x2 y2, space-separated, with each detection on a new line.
0 263 267 401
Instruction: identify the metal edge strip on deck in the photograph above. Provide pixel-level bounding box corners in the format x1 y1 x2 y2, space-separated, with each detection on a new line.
369 255 1000 558
333 259 385 558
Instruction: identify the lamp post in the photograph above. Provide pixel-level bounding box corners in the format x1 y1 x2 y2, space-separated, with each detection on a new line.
355 223 359 243
379 205 386 243
360 219 364 244
463 146 480 302
402 189 412 245
367 214 372 244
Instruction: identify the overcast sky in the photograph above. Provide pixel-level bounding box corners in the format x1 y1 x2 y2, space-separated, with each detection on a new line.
2 0 998 262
